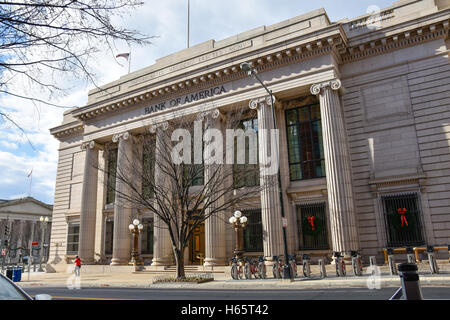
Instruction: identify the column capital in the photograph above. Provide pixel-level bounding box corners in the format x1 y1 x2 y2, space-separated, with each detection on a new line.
196 108 223 121
310 79 342 95
249 95 276 110
80 140 104 151
149 121 169 134
112 131 130 143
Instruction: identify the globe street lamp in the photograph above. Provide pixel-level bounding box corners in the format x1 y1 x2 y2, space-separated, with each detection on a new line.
129 219 144 270
240 62 291 279
229 211 248 260
38 216 49 272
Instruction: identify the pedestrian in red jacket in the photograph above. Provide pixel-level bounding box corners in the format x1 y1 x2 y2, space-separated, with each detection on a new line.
74 256 81 277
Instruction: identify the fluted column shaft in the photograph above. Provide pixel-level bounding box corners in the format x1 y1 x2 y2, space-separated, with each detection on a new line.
111 132 133 265
151 123 173 266
250 97 284 262
310 79 358 254
200 110 227 267
78 141 100 264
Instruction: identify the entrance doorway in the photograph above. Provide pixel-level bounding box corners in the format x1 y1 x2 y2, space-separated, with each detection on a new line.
188 221 205 265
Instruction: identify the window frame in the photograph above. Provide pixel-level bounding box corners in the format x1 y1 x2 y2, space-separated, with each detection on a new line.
285 103 325 181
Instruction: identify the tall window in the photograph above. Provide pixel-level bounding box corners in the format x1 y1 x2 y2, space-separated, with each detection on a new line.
106 148 118 204
243 209 263 252
66 223 80 255
233 118 259 188
104 220 113 255
141 218 154 254
297 203 329 250
286 104 325 181
382 193 425 247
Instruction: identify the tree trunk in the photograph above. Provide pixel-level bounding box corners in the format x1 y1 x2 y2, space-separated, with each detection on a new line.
174 249 185 279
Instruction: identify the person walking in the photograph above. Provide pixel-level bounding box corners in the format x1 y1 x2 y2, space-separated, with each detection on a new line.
74 256 81 277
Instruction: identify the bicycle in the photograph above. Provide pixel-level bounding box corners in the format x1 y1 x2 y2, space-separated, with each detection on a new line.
244 257 259 279
333 251 346 277
257 256 267 279
288 254 297 279
272 256 282 279
231 257 244 280
302 254 311 278
351 251 363 276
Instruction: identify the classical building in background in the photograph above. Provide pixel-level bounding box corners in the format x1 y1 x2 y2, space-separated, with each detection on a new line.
48 0 450 272
0 197 53 264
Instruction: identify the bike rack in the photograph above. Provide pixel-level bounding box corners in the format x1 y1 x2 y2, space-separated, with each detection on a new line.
318 259 327 278
351 251 363 277
302 254 311 278
426 246 439 274
406 247 416 264
386 248 398 276
333 251 346 277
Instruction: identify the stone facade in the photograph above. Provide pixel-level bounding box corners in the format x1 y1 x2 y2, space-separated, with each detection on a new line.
48 0 450 272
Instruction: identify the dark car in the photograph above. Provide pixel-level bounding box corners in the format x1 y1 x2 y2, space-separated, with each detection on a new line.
0 272 51 300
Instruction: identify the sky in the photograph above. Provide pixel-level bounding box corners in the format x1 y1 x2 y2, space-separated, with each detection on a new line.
0 0 395 205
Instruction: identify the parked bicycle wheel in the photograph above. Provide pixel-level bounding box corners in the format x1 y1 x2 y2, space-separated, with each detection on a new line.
272 263 281 278
302 261 311 278
231 264 238 280
289 261 297 278
244 263 252 279
258 262 267 279
341 260 346 276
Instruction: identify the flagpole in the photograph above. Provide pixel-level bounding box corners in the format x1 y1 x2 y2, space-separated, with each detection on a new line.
187 0 190 48
128 52 131 74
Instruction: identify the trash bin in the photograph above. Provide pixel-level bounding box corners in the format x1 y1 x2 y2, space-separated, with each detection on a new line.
6 267 13 280
12 267 22 282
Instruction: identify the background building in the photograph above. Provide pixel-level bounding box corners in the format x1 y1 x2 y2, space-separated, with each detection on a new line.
48 0 450 272
0 197 53 265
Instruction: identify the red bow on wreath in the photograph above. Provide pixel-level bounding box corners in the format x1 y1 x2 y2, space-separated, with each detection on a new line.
307 216 316 231
397 208 408 227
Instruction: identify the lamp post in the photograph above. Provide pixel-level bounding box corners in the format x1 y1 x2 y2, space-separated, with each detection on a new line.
229 211 248 260
38 216 49 272
129 219 144 269
240 62 291 279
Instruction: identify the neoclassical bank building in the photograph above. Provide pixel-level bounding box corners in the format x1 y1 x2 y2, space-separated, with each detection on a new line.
48 0 450 272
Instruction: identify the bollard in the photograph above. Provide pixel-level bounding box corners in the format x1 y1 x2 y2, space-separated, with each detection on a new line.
318 259 327 278
398 263 423 300
302 254 311 278
426 246 439 274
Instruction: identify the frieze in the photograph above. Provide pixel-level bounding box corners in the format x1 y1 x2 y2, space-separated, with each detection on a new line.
127 40 253 89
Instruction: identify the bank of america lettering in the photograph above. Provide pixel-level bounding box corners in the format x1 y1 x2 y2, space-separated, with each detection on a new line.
144 85 226 115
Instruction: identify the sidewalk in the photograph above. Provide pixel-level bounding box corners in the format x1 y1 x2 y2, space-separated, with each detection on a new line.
16 268 450 290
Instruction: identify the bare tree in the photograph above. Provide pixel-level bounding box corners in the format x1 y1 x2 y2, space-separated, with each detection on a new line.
103 108 270 279
0 0 152 127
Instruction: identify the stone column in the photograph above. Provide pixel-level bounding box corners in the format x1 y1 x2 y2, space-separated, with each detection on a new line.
310 79 358 255
150 122 173 266
78 141 102 264
249 96 284 263
199 109 227 268
110 132 134 265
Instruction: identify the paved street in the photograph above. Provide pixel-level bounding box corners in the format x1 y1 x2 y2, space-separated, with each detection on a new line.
23 286 450 300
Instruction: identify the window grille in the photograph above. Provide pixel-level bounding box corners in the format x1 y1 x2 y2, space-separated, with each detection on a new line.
243 209 263 252
382 193 425 247
297 203 329 250
66 223 80 255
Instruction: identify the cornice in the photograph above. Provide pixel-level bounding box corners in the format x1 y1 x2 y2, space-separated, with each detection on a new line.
341 17 449 63
50 122 84 139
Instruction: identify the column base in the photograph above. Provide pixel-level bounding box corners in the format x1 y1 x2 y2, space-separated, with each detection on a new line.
110 258 130 266
203 258 227 269
151 258 172 266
